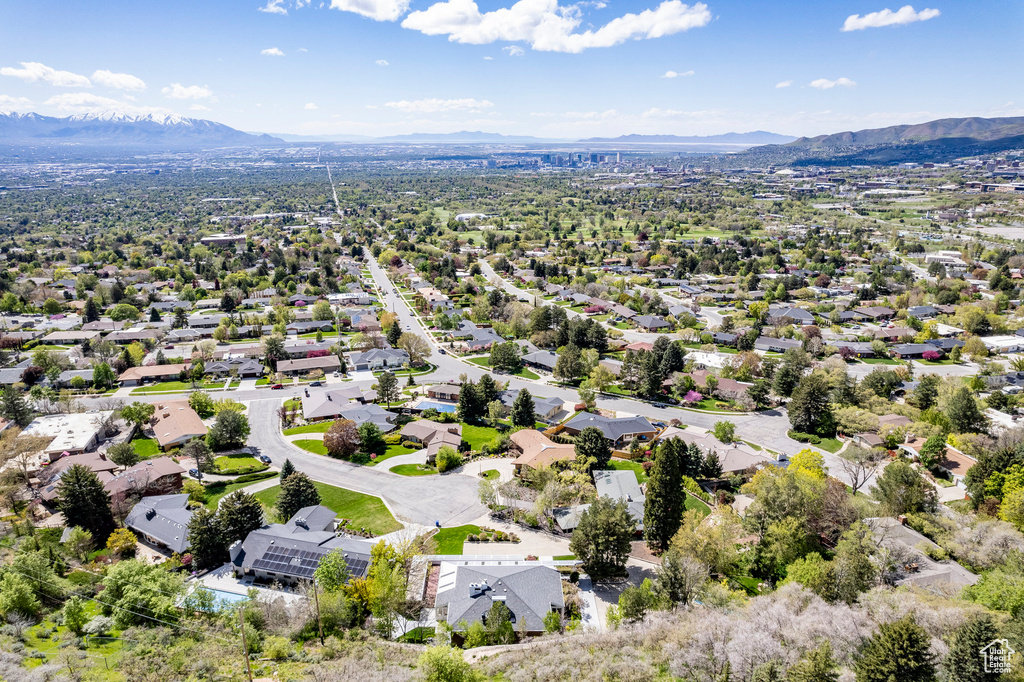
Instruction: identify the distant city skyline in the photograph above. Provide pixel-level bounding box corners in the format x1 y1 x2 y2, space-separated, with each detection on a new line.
0 0 1021 138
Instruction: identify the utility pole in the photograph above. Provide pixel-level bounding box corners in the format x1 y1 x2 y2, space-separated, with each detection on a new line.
313 580 325 645
238 608 254 682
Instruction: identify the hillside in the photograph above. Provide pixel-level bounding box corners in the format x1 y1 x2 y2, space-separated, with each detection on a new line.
581 131 796 145
0 111 283 147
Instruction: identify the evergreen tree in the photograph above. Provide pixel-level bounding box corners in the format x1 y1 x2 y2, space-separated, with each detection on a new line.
945 614 1000 682
218 490 265 543
457 382 484 422
569 496 636 579
788 373 834 435
871 460 936 516
149 307 161 322
855 616 936 682
659 341 686 377
277 472 321 521
186 506 228 570
83 297 100 323
644 437 686 551
279 458 295 481
386 322 402 347
747 379 771 409
620 350 642 395
772 362 801 398
377 370 400 409
702 450 723 479
574 426 611 474
55 464 115 541
510 389 536 428
639 350 663 400
788 641 839 682
909 374 940 411
947 387 988 434
1 385 32 427
680 441 705 478
477 374 499 404
554 343 584 383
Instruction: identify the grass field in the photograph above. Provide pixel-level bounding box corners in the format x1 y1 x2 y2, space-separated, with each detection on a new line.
685 495 712 517
608 459 649 484
433 524 481 554
203 471 278 509
389 463 438 476
817 437 843 453
131 437 160 459
460 423 502 450
465 356 541 380
367 443 418 466
480 469 500 480
860 358 900 365
283 422 332 436
254 482 402 535
293 439 328 456
213 454 267 475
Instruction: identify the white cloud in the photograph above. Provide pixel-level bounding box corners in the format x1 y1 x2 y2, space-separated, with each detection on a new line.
401 0 711 53
662 69 693 79
44 92 168 116
91 70 146 91
483 56 494 60
504 45 525 56
190 104 210 111
330 0 410 22
0 61 91 87
842 5 939 31
376 59 390 66
259 0 288 14
809 77 856 89
775 80 792 88
383 97 494 113
161 83 214 99
305 102 319 110
261 47 286 56
0 94 32 110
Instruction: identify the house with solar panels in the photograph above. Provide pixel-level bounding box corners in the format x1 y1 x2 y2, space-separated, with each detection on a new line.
229 505 374 585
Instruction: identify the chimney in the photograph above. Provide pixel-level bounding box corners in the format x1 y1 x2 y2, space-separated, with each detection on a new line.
99 452 107 461
295 517 307 529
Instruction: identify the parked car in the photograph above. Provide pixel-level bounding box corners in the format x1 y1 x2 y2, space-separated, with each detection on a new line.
270 383 284 390
438 348 447 355
257 454 272 464
188 468 201 478
310 381 323 387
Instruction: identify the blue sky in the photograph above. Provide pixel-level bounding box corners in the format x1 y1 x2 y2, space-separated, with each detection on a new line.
0 0 1021 138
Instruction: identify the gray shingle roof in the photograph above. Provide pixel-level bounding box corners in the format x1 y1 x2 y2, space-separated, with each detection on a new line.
124 494 194 554
435 563 564 633
563 412 655 441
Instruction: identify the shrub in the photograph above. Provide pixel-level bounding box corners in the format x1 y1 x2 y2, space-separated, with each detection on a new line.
788 430 821 444
83 616 113 637
264 635 292 661
401 440 420 449
435 446 463 473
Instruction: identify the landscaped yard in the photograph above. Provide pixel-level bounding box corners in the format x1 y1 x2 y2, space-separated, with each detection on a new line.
389 463 437 476
465 356 541 380
860 357 900 365
292 439 328 456
480 469 500 480
817 437 843 453
608 459 649 484
460 423 503 450
131 437 160 459
367 443 418 466
254 482 402 535
203 471 278 509
212 454 268 475
685 495 712 517
433 524 481 554
283 422 333 436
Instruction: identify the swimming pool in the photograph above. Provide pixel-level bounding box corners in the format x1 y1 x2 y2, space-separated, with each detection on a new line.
417 400 457 413
208 588 249 604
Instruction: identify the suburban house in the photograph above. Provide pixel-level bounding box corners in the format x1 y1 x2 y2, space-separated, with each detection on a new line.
854 306 896 321
509 429 576 475
277 356 341 376
634 315 671 331
230 505 374 585
658 428 776 476
124 494 193 554
901 437 976 486
767 306 815 326
105 457 186 508
118 364 190 387
22 411 115 459
434 562 564 640
521 350 558 372
41 330 101 345
426 384 461 401
151 400 208 450
832 341 876 358
348 348 410 371
334 403 397 433
499 389 564 422
561 412 657 447
399 420 463 463
866 517 978 591
754 336 803 353
907 305 940 320
206 358 265 378
593 469 644 531
891 343 935 359
301 389 381 421
39 452 120 502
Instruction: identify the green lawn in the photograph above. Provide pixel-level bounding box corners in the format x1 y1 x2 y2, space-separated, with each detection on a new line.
860 358 900 365
254 482 402 535
131 437 160 459
608 459 649 484
434 524 481 555
465 356 540 380
213 454 268 475
293 439 328 455
367 443 417 466
917 358 957 366
390 463 438 476
203 472 278 509
131 381 192 394
460 423 502 450
817 437 843 453
685 495 712 517
480 469 500 480
283 422 333 436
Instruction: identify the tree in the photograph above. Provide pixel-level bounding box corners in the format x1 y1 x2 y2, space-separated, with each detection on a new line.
324 418 359 459
106 528 137 557
1 385 32 427
947 386 988 434
83 297 100 323
712 420 735 443
747 379 771 409
218 490 264 543
655 548 708 606
945 614 1000 682
618 579 658 622
377 370 400 409
832 522 877 603
182 439 214 473
574 426 611 475
477 374 500 404
386 321 403 347
62 596 88 635
279 458 295 481
855 616 936 682
277 472 321 520
457 381 485 422
837 445 885 495
314 548 352 592
312 299 334 321
398 332 432 366
358 421 385 453
109 303 140 322
263 334 286 370
871 460 935 516
787 448 826 479
55 464 115 540
670 508 742 575
417 646 479 682
510 389 536 427
187 506 228 570
772 362 801 398
918 434 946 469
484 600 515 644
0 573 40 619
490 341 523 373
92 362 117 389
436 445 464 472
121 401 155 428
106 441 140 469
644 437 686 552
189 391 215 418
554 343 584 383
570 496 635 578
587 363 616 393
788 372 834 435
207 410 251 451
788 641 839 682
64 527 94 562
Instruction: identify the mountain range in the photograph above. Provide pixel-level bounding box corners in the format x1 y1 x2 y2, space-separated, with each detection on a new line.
580 131 796 145
0 111 282 147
